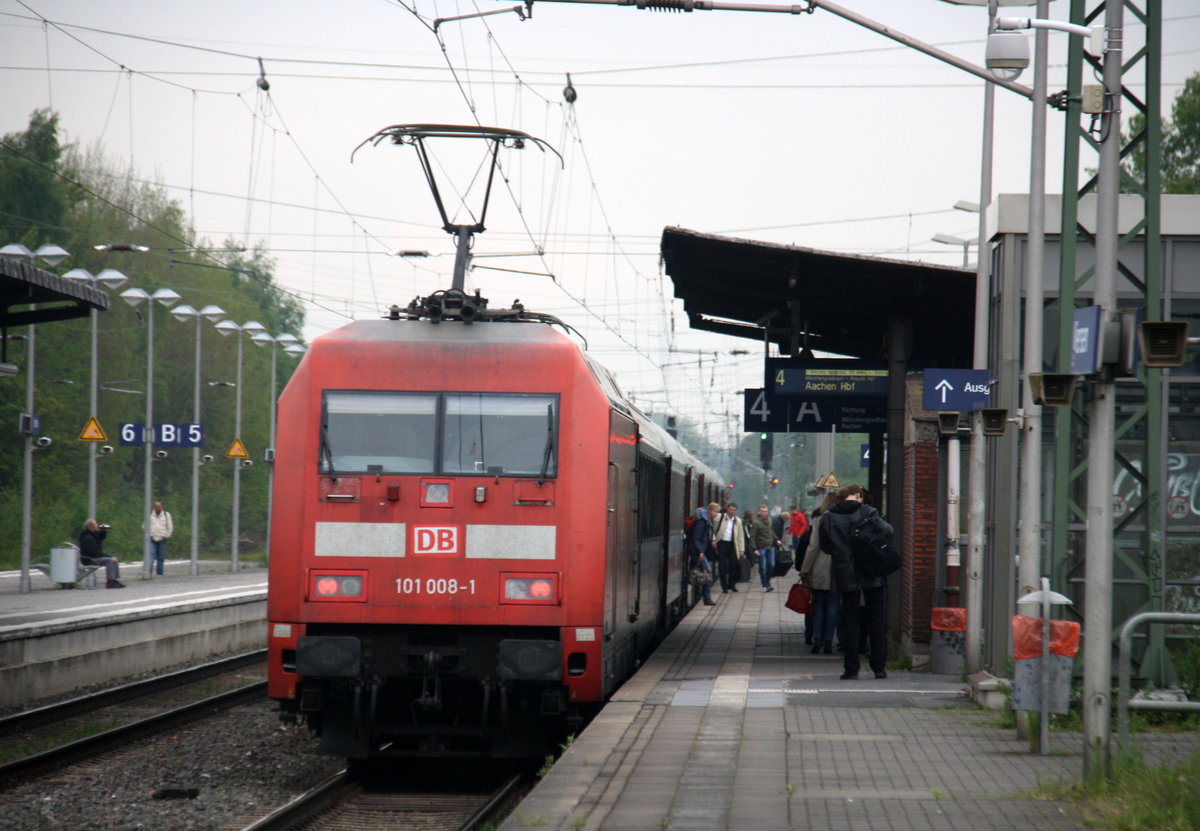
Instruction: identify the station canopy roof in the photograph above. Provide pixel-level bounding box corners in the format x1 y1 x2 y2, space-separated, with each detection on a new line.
661 227 976 368
0 256 108 329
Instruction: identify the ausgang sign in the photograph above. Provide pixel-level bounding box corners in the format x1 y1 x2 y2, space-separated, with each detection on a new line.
922 369 992 412
766 358 888 398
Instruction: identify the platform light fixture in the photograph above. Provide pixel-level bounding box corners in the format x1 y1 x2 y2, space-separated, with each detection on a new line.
171 303 226 575
215 319 266 572
120 286 182 579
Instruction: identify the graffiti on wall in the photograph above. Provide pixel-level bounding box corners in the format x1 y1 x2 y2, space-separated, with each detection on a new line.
1112 450 1200 524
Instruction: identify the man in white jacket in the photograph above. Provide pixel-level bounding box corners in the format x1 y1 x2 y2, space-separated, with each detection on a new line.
148 501 174 576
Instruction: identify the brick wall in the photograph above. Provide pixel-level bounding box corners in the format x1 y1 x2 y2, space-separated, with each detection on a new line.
902 433 940 646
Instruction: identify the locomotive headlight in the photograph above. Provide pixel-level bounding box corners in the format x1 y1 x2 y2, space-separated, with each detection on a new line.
309 570 367 601
501 573 559 605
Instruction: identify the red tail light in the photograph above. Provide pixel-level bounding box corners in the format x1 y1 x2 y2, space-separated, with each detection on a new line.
308 571 367 602
502 573 559 605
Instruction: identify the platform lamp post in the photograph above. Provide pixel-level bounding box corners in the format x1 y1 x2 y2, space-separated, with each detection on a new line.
119 286 182 579
250 331 300 561
931 232 978 269
170 303 226 575
62 268 129 520
1 243 70 594
215 319 266 572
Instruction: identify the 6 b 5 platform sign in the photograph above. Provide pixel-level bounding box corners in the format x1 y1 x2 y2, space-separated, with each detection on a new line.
412 525 460 557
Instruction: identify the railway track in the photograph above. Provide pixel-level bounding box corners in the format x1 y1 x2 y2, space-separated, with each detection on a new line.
242 769 527 831
0 650 267 782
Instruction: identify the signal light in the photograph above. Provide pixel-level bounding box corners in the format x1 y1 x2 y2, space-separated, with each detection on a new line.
309 571 366 602
769 477 779 488
502 574 559 605
760 432 768 440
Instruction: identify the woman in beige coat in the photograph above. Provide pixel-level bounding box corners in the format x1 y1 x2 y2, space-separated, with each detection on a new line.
799 493 839 654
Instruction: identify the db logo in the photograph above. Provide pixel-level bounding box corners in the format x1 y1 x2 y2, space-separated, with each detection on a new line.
413 526 459 557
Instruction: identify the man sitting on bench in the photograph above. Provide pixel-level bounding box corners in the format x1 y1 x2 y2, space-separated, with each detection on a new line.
79 518 125 588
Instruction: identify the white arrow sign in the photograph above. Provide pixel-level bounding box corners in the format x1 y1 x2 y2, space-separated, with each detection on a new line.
934 378 954 404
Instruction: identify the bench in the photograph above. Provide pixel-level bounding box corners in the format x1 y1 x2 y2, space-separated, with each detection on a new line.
32 545 102 588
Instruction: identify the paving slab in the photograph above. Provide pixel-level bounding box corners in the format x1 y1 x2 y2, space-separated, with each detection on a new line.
501 579 1200 831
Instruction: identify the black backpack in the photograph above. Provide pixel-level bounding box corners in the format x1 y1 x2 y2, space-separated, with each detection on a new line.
851 513 901 579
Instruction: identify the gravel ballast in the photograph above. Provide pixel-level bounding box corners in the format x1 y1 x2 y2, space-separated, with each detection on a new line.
1 701 342 831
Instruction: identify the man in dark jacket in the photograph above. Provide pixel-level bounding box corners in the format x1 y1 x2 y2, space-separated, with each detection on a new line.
819 485 891 679
686 505 716 605
79 518 124 588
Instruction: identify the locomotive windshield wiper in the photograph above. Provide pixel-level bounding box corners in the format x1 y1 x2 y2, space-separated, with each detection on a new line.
537 403 555 486
320 401 337 482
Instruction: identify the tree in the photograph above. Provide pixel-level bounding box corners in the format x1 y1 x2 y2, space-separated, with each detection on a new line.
1121 72 1200 194
0 111 306 570
1161 73 1200 194
0 109 69 246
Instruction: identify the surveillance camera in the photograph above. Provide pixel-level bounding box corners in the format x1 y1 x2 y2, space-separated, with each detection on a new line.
99 444 114 455
201 454 214 464
155 449 168 459
35 435 52 448
241 458 254 468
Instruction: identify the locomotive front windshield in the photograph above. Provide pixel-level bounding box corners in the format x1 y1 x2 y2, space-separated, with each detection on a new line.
321 390 558 477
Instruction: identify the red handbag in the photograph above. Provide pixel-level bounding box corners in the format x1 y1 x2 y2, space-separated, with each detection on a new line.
785 583 812 615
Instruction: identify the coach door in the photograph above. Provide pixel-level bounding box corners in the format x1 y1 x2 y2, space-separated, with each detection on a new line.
605 460 618 643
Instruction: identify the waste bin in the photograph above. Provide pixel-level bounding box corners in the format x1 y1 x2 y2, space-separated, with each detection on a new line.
50 544 79 586
930 607 966 675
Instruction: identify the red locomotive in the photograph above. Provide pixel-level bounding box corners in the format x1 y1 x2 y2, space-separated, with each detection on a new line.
266 288 723 758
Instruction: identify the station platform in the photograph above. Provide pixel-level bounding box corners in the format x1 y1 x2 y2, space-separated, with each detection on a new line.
500 582 1197 831
0 559 266 709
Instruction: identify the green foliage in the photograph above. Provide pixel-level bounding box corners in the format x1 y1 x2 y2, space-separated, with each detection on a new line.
0 111 305 570
1035 750 1200 831
1170 636 1200 701
1121 72 1200 195
0 109 68 243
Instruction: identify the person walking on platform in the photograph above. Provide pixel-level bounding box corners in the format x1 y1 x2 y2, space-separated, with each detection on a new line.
789 507 809 561
750 504 780 592
820 484 890 679
791 505 814 641
686 505 716 606
799 492 840 654
79 518 124 588
712 502 744 593
742 509 757 569
147 501 174 576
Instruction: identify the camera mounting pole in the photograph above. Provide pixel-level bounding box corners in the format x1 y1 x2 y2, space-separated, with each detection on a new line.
354 124 563 292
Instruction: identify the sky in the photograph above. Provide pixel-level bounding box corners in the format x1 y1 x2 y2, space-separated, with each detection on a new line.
2 0 1197 452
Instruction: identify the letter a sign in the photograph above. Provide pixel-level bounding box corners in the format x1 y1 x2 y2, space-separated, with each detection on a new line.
225 437 250 459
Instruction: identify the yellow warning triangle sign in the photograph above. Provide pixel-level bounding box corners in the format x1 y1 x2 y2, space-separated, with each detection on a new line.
225 438 249 459
78 416 108 442
815 472 840 490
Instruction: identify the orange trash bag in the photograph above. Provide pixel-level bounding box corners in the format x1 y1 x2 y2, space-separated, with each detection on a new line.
1011 615 1081 660
931 607 966 632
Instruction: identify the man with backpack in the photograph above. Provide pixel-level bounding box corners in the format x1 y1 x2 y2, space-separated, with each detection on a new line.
819 484 895 680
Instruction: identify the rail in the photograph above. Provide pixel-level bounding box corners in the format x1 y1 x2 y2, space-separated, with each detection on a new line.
1116 611 1200 751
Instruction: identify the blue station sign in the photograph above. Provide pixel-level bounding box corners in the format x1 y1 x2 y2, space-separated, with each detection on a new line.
744 389 886 434
766 358 888 398
120 422 205 447
922 369 992 412
1070 305 1104 375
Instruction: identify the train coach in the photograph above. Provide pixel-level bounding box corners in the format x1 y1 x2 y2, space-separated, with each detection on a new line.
266 289 724 758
